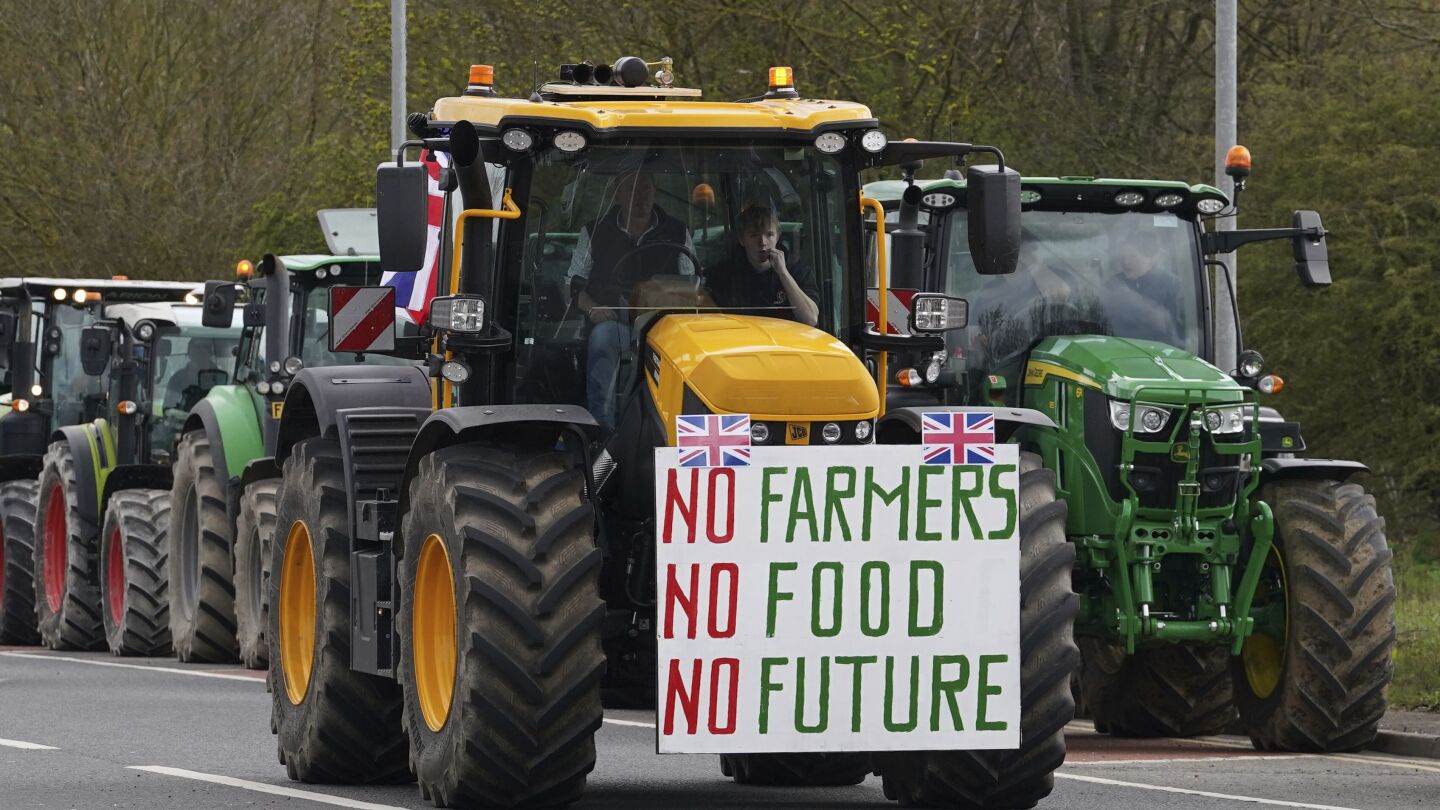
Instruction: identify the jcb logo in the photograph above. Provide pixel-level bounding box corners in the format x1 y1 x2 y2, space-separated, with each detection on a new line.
786 422 809 445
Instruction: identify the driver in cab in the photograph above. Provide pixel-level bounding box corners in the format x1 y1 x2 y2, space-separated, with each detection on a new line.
703 205 820 327
566 171 696 428
165 339 223 411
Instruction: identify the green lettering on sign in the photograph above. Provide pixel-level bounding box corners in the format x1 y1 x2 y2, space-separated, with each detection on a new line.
860 561 890 637
811 562 843 637
758 657 787 734
795 656 830 733
760 467 787 543
824 466 856 542
766 562 796 636
951 465 984 539
987 464 1017 540
908 560 944 637
787 467 818 542
931 654 970 731
863 466 910 541
976 654 1009 731
835 655 877 732
883 655 919 732
915 466 943 541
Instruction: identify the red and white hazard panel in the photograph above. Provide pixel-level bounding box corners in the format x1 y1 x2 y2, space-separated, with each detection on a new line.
328 286 397 352
865 287 918 335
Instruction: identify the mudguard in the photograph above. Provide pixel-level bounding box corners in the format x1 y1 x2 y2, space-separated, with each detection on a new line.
237 456 281 493
182 385 266 523
275 364 431 465
0 409 48 460
1258 457 1367 484
397 404 600 522
878 404 1057 443
51 421 114 531
100 463 172 512
0 454 44 485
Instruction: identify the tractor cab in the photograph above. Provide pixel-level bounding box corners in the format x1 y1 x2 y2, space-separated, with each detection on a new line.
0 278 196 463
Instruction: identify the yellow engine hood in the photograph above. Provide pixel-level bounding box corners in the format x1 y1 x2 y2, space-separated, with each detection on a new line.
647 314 879 421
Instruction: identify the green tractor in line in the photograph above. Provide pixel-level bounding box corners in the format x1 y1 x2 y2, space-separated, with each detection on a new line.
863 154 1394 751
0 278 196 646
175 225 415 667
32 302 241 653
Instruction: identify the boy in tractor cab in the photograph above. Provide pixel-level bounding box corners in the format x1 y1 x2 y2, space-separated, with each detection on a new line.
702 203 820 326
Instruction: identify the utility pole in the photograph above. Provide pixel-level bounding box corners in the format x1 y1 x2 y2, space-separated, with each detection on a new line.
1214 0 1238 372
391 0 407 154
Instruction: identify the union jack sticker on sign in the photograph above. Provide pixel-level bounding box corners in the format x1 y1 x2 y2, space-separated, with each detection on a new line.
329 286 397 353
922 411 997 465
677 414 751 468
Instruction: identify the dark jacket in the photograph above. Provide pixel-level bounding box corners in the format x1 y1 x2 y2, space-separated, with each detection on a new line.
702 245 819 323
583 206 690 306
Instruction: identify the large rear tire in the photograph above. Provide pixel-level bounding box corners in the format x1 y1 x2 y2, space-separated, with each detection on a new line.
400 442 604 809
235 478 279 669
0 479 41 644
99 489 172 656
1081 640 1236 738
1231 480 1395 752
269 436 408 784
34 442 103 651
168 430 239 662
874 452 1078 809
720 753 871 786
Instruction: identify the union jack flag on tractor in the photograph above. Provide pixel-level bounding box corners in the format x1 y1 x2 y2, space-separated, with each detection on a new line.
676 414 752 468
922 411 997 465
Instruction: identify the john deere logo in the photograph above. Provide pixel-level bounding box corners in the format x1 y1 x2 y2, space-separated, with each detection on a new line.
1170 444 1190 462
786 422 810 445
1281 436 1295 448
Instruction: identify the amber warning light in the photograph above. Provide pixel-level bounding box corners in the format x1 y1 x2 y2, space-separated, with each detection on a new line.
1225 144 1252 177
237 259 254 278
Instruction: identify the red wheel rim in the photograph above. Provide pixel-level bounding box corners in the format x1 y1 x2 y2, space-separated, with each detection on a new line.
43 485 66 613
106 527 124 624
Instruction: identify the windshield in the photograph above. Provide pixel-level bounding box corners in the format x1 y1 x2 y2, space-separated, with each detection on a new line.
47 305 105 427
152 327 242 412
944 209 1203 379
512 140 852 413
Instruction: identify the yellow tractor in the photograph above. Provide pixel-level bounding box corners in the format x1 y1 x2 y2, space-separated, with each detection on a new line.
266 58 1077 808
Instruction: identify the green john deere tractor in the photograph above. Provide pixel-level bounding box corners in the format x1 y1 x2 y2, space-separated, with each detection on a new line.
173 237 415 667
863 155 1395 751
0 278 196 646
33 302 241 653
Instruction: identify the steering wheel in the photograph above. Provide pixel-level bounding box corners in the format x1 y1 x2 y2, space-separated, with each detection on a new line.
608 240 705 286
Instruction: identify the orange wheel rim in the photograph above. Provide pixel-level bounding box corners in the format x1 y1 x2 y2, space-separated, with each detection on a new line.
413 533 457 732
279 520 317 705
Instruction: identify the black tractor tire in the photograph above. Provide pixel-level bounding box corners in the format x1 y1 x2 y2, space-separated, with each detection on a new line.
169 430 239 662
720 753 871 786
268 436 408 784
99 489 172 656
1231 480 1395 752
235 478 279 669
0 479 41 644
400 443 604 809
33 442 103 651
874 452 1078 809
1080 639 1236 738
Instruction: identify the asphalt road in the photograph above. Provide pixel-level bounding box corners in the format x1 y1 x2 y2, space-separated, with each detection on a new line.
1 647 1436 809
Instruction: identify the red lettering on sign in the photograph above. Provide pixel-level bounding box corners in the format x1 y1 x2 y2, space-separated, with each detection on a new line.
709 658 739 734
662 468 699 543
709 563 738 638
664 563 699 640
706 468 735 543
663 659 702 735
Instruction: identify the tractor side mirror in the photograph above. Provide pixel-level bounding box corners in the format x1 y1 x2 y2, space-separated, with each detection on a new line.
80 325 113 376
202 281 237 328
966 164 1021 275
243 302 267 327
376 161 429 274
1292 210 1330 287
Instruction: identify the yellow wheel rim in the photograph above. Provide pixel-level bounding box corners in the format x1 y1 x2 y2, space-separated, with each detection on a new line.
1242 545 1288 700
280 520 317 706
413 533 457 732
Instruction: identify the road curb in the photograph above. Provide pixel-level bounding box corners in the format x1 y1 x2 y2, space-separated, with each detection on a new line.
1368 730 1440 759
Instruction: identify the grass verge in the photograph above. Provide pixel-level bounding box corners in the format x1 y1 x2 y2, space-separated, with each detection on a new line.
1392 553 1440 710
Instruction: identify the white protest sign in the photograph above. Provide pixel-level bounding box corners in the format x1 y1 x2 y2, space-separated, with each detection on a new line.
653 442 1021 754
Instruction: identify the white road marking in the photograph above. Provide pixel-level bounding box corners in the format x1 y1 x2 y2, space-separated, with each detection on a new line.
1056 772 1365 810
604 717 657 729
129 767 405 809
1066 754 1305 766
0 738 57 750
1 652 262 682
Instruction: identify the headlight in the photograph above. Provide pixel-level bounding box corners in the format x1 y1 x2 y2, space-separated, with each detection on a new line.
1237 350 1263 379
53 288 67 301
30 384 43 397
751 422 771 444
909 293 968 332
256 381 271 395
1196 198 1226 215
1109 400 1171 434
269 360 282 374
135 322 156 341
860 129 888 153
813 132 846 154
553 130 588 153
853 420 872 442
1154 192 1184 208
923 352 944 384
440 360 471 384
315 266 328 279
1114 191 1145 207
821 422 842 443
270 380 285 395
501 128 535 152
1205 405 1247 435
283 356 305 376
428 295 485 333
1019 189 1042 204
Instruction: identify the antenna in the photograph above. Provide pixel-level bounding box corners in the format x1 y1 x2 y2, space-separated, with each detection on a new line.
529 61 542 102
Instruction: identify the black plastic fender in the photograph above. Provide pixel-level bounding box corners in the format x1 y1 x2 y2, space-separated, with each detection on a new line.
1258 457 1368 484
50 423 106 531
275 364 432 466
878 405 1057 444
237 456 281 493
181 400 235 521
0 453 44 485
397 404 600 524
0 409 48 459
100 463 172 515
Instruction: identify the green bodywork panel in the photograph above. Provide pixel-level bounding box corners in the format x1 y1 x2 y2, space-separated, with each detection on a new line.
1027 336 1243 405
202 383 267 480
80 418 118 514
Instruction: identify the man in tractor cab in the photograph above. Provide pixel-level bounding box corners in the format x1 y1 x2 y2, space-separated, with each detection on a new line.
1103 232 1181 343
162 337 227 412
566 170 696 427
703 204 820 326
